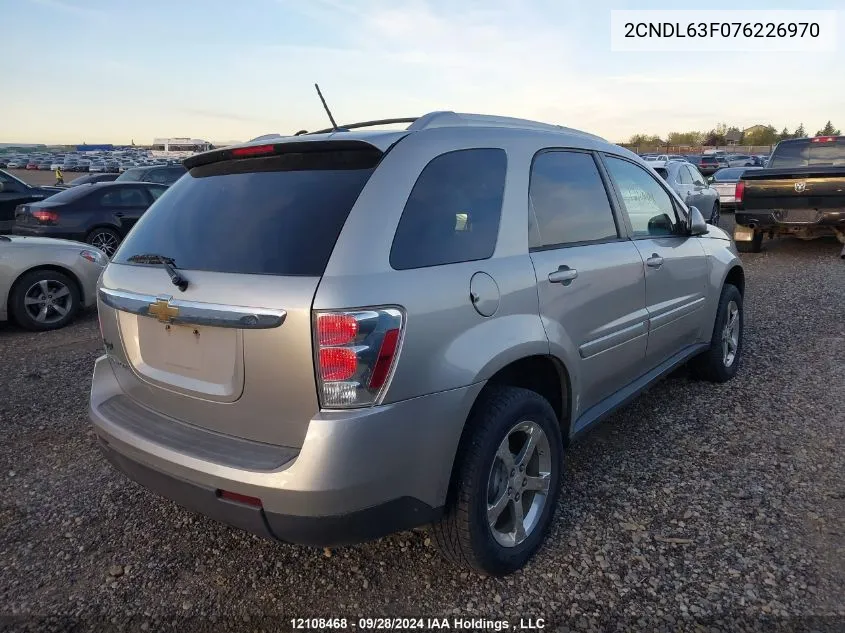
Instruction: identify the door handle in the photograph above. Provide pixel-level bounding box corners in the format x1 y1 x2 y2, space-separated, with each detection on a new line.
114 212 125 217
548 265 578 285
646 254 664 268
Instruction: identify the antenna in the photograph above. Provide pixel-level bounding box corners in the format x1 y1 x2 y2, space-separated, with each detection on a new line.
314 83 339 131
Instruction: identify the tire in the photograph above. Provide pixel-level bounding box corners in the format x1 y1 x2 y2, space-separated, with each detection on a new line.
691 283 743 383
10 269 80 331
432 386 563 576
709 203 720 227
735 230 763 253
85 227 121 258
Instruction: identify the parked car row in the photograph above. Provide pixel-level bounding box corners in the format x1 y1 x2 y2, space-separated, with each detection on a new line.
0 149 183 174
642 152 769 175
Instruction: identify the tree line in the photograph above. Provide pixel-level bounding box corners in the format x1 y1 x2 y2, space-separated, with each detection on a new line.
628 121 841 147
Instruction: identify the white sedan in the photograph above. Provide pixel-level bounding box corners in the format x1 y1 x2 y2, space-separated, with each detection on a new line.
0 235 106 330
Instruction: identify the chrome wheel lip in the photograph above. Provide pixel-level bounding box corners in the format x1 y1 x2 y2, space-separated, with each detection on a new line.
23 279 72 324
721 299 740 367
486 420 552 548
89 231 119 257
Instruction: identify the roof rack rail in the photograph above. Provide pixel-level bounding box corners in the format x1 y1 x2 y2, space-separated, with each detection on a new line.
256 111 605 141
309 117 419 135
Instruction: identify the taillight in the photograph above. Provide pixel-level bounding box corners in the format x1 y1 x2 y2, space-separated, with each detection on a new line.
32 209 59 224
231 144 275 157
314 308 404 408
735 180 745 204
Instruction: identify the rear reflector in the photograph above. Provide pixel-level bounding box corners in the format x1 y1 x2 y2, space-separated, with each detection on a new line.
217 490 263 507
369 328 400 390
735 180 745 204
231 144 276 157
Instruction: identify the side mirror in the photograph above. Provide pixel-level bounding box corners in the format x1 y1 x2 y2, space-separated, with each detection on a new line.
687 206 708 236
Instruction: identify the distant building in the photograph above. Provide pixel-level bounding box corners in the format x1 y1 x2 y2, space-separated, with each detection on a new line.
151 138 211 158
725 130 743 145
743 125 769 136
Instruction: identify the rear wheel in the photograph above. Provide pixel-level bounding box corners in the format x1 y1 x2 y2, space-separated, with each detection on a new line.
10 269 80 331
691 283 743 382
709 203 720 227
432 386 563 575
736 230 763 253
86 227 121 258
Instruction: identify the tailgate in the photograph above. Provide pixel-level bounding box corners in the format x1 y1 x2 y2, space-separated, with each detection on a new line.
97 141 384 449
741 169 845 211
98 265 321 448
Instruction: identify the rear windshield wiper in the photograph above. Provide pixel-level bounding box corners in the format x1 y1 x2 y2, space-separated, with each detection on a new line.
126 253 189 292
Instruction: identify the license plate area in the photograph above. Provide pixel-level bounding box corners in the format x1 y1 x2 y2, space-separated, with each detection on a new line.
775 209 819 224
117 311 244 401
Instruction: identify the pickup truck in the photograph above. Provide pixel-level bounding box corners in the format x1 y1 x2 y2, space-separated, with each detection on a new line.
0 170 62 234
734 136 845 256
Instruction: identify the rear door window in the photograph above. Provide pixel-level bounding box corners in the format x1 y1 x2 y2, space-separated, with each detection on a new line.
390 149 507 270
113 148 380 276
99 187 147 207
528 150 618 248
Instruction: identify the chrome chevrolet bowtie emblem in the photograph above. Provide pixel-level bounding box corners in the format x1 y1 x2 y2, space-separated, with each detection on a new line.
794 182 807 193
147 297 179 324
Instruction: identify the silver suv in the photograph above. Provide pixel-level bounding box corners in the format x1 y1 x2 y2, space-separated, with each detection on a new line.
89 112 745 575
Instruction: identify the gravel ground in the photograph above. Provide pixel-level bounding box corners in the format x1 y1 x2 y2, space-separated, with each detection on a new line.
1 222 843 633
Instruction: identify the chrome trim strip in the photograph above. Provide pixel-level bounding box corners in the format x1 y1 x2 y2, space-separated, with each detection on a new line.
648 296 705 330
98 287 286 329
579 321 648 359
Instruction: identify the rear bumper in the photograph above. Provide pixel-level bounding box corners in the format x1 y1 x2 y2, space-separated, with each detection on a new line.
89 355 483 546
98 440 439 546
735 209 845 230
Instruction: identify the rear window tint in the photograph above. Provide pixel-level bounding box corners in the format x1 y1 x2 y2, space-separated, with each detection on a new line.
713 168 746 181
769 139 845 168
390 149 506 270
112 149 380 276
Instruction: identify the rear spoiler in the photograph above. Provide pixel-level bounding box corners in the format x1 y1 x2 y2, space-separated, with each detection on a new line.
184 139 386 170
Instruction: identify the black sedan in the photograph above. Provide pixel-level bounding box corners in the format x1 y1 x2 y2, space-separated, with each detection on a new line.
12 182 167 257
0 169 63 233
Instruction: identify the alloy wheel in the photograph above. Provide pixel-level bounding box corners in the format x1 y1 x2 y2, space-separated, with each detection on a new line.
721 300 740 367
486 421 552 548
23 279 72 325
89 231 119 257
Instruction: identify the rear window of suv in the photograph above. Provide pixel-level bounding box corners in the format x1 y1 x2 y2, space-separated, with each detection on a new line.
768 138 845 168
112 148 381 276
